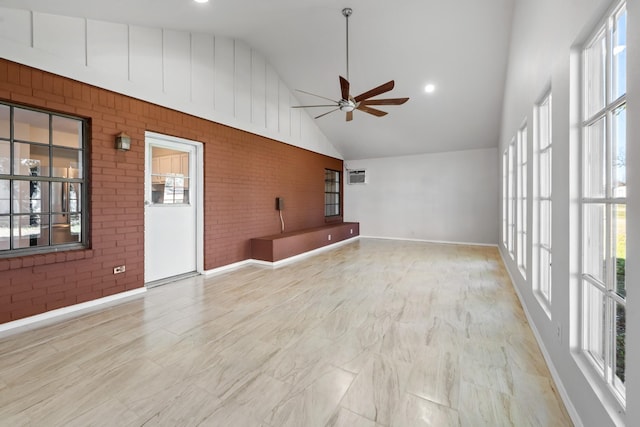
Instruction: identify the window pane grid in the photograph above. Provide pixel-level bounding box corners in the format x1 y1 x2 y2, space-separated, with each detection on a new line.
507 142 515 256
324 169 340 217
0 102 86 255
502 150 508 248
535 92 552 306
516 124 527 275
580 0 626 402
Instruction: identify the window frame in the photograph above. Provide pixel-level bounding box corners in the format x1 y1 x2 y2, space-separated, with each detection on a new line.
324 168 341 218
516 121 528 277
507 139 516 257
502 149 508 248
579 0 626 404
534 91 553 312
0 101 89 258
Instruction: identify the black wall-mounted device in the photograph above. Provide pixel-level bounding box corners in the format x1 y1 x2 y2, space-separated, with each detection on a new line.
276 197 284 211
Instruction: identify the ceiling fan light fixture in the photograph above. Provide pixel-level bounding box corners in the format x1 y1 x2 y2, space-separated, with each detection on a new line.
339 99 356 112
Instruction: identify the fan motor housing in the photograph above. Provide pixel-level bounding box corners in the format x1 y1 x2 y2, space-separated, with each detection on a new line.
339 99 356 112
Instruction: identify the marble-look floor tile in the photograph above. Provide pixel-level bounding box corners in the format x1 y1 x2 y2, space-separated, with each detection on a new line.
0 239 572 426
391 393 460 427
460 340 514 396
265 367 354 427
128 382 220 426
65 398 140 427
406 348 460 409
341 353 412 426
379 322 429 364
458 380 512 427
326 407 380 427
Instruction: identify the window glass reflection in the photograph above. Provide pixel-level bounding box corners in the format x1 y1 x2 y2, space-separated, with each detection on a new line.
52 147 82 178
12 214 49 248
12 180 50 215
0 104 9 139
13 143 50 177
52 116 82 149
14 108 49 144
0 141 9 175
0 179 8 214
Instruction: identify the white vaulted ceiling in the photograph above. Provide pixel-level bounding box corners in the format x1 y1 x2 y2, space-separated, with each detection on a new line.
0 0 514 160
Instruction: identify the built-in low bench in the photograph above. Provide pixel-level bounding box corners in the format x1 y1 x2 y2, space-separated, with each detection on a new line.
251 222 360 263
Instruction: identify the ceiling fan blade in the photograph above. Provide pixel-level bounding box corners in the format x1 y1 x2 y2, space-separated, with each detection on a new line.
353 80 395 103
339 76 350 100
292 104 338 108
295 89 338 103
346 111 353 121
360 97 409 106
356 104 388 117
314 108 340 119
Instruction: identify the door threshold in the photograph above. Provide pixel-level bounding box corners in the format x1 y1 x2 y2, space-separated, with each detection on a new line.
145 271 200 288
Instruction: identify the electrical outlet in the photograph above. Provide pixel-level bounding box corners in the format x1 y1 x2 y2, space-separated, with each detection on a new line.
328 234 332 241
113 265 126 274
350 229 353 234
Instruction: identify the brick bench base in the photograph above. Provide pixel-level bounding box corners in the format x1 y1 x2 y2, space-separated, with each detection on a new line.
250 222 360 262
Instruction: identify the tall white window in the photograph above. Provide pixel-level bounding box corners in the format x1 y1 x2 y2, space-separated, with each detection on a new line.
516 123 528 276
502 149 508 248
580 0 626 403
535 93 552 307
507 140 515 256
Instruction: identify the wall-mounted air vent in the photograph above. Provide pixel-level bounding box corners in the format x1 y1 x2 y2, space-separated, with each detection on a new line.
347 169 367 185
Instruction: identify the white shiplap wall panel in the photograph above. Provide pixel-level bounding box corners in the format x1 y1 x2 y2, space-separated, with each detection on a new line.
163 30 191 100
0 7 31 46
278 83 292 137
0 7 341 159
86 20 128 82
33 13 85 65
129 26 163 90
214 36 234 117
234 41 251 123
190 33 215 108
265 64 279 132
290 93 301 141
251 50 266 128
300 114 316 151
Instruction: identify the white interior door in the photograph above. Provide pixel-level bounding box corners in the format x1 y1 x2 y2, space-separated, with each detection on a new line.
144 134 199 284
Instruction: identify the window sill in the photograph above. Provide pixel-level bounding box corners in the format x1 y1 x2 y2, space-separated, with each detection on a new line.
571 350 626 425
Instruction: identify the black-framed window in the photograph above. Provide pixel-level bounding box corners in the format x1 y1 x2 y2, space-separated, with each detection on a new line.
324 169 340 217
0 102 87 256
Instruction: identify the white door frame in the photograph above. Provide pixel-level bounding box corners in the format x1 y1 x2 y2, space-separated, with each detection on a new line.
144 131 204 281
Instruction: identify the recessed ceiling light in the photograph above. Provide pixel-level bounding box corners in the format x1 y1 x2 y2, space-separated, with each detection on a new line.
424 84 436 94
194 0 209 3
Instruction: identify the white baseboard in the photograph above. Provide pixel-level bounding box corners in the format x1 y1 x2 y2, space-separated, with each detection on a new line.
0 288 147 335
360 235 498 248
498 249 583 427
203 259 254 276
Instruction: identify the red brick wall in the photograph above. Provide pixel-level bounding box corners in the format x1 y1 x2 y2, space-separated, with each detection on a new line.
0 60 343 323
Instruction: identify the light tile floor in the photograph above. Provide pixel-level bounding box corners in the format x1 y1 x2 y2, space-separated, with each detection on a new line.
0 239 572 426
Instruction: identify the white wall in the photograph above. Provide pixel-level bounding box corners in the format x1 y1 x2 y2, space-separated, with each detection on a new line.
344 148 498 245
500 0 639 426
0 7 341 160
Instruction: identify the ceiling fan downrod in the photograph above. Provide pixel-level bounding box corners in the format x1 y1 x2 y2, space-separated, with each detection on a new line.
343 7 352 82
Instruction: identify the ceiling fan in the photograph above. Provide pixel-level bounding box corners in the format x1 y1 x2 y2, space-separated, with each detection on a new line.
293 7 409 121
